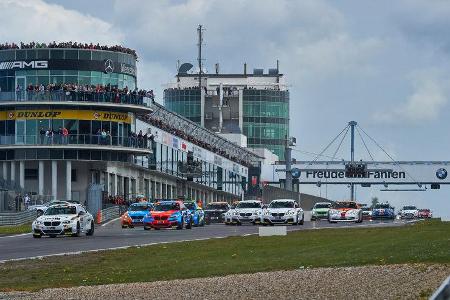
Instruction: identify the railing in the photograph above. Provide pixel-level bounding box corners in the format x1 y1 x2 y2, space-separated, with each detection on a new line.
0 134 151 149
0 210 37 226
0 91 152 106
99 205 120 224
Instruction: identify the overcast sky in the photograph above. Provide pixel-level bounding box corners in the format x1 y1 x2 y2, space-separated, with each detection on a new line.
2 0 450 218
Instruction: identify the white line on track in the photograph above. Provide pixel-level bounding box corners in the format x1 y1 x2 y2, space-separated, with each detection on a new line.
101 217 120 227
0 233 30 239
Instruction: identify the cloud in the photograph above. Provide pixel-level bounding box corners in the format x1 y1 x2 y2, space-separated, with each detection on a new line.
0 0 122 45
374 69 448 123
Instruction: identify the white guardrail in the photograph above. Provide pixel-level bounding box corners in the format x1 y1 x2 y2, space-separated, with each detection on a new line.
0 210 38 226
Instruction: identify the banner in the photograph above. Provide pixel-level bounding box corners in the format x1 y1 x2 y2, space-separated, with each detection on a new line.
1 110 133 124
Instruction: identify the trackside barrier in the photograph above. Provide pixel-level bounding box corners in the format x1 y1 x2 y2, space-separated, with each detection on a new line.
0 210 37 226
431 275 450 300
259 226 287 237
99 206 120 224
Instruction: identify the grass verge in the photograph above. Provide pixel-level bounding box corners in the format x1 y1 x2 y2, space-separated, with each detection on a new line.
1 220 449 291
0 223 30 236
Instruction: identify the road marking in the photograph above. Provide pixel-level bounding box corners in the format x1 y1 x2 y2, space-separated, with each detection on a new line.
101 217 120 227
0 233 30 239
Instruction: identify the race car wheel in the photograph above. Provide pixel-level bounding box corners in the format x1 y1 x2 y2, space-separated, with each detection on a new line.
121 225 127 229
298 215 304 225
200 218 205 227
186 219 193 229
176 218 184 230
37 210 44 217
71 222 81 237
143 225 150 230
86 221 94 236
33 233 42 238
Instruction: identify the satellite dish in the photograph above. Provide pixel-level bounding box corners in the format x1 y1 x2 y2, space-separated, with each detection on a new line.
179 63 193 74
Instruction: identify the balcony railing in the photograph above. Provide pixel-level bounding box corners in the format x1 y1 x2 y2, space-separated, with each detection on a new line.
0 134 151 149
0 91 152 106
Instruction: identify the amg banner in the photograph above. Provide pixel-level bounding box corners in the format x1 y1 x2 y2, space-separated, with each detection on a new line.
0 59 136 77
274 161 450 185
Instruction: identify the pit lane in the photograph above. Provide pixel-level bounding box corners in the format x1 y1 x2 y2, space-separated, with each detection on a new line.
0 219 412 262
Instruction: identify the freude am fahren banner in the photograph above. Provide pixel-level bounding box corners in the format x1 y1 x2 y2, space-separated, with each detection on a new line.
272 162 450 184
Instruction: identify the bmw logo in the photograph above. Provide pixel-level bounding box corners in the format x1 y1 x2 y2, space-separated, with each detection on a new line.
291 168 301 179
436 168 447 180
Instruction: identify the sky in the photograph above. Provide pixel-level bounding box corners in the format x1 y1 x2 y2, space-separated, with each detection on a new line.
2 0 450 218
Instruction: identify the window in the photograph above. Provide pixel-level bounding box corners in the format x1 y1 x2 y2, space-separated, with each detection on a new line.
25 169 38 180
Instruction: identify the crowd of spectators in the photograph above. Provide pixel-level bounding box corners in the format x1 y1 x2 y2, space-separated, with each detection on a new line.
0 41 138 59
14 83 154 104
143 115 251 167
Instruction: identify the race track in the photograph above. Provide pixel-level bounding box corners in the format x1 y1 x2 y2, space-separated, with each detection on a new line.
0 219 412 262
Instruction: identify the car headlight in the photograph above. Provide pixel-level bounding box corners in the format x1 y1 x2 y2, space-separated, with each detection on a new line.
233 211 239 216
34 220 43 225
286 211 295 216
62 220 71 224
264 211 270 216
255 211 261 215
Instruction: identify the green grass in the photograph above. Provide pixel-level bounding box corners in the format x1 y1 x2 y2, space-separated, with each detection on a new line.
0 223 30 235
1 220 449 291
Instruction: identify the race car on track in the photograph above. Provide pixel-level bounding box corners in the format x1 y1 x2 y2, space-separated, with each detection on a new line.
361 207 373 219
311 202 332 221
143 200 192 230
121 202 153 228
204 202 230 224
371 202 395 219
32 203 94 238
226 200 263 225
262 199 304 225
418 208 433 219
399 205 419 219
28 200 72 216
328 201 363 223
184 201 205 226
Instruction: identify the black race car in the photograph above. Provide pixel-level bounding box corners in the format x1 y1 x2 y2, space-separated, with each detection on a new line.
204 202 230 224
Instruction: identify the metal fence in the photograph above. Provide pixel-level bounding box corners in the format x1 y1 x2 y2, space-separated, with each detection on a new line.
0 210 37 226
100 205 120 224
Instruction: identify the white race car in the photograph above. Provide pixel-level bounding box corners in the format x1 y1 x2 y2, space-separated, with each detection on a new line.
28 200 71 216
262 199 304 225
32 203 95 238
228 200 263 225
328 201 363 223
399 205 419 219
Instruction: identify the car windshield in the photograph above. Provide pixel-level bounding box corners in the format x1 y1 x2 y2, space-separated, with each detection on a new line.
236 202 261 209
129 205 151 211
44 206 77 215
184 203 196 210
403 206 417 210
206 204 229 210
314 203 331 209
375 204 391 209
333 202 358 209
154 203 180 211
269 201 294 208
44 201 66 207
362 207 372 211
419 209 430 212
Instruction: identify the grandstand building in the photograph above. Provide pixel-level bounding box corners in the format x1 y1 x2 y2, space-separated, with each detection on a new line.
164 64 289 159
0 45 258 210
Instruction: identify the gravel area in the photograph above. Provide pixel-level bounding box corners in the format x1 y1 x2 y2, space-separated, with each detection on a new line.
1 264 449 300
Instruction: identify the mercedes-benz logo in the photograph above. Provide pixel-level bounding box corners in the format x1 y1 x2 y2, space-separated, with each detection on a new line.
436 168 447 180
104 59 114 74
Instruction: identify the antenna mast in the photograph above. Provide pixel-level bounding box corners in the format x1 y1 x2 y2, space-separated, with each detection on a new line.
197 24 204 89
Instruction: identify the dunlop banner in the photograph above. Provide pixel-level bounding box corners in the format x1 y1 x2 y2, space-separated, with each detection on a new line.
1 110 133 124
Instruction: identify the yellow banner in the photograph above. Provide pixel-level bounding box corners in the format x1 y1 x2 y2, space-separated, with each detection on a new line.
1 110 133 124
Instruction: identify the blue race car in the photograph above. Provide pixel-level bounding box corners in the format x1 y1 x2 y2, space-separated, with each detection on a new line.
371 203 395 219
143 200 193 230
121 202 153 228
184 201 205 227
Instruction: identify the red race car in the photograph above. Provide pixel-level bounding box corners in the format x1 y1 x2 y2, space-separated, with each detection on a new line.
418 209 433 218
143 200 193 230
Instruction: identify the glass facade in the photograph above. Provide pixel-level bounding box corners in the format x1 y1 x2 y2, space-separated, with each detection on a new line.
0 49 137 92
164 88 201 124
243 89 289 159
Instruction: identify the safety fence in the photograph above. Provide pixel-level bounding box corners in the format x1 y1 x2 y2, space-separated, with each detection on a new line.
97 205 121 224
0 210 37 226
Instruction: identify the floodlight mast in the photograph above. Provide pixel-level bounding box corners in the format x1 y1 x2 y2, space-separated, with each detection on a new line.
349 121 357 201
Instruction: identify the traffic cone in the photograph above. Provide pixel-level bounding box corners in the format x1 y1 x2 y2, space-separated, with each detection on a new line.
96 209 102 224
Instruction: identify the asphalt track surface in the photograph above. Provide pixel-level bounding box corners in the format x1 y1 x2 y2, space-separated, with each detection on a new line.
0 219 412 262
